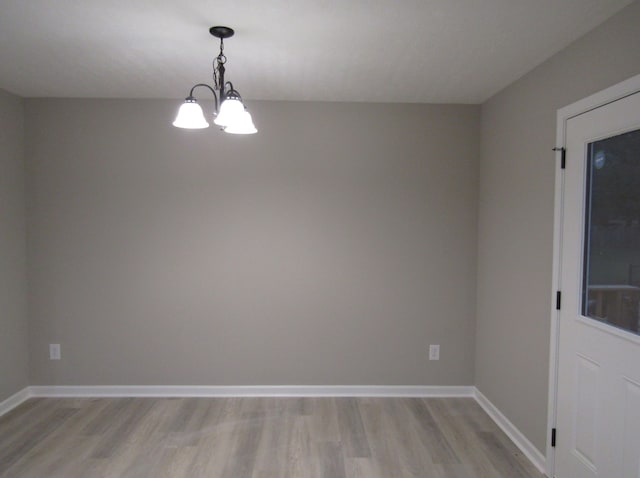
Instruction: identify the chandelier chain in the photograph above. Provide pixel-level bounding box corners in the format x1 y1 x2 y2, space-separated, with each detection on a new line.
213 38 227 91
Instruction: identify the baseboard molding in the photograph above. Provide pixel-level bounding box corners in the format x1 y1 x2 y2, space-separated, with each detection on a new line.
29 384 474 398
473 387 547 475
0 387 31 417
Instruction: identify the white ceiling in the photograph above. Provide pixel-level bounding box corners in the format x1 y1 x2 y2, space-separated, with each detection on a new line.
0 0 632 103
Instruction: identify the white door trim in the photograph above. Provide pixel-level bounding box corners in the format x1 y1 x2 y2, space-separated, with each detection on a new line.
548 72 640 478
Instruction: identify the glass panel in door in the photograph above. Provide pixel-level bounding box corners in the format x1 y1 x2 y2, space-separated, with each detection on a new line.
582 128 640 335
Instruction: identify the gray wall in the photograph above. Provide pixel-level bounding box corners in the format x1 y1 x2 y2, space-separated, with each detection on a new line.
0 89 28 402
25 99 480 386
475 0 640 454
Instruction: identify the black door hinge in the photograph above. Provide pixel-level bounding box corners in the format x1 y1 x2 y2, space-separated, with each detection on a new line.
556 291 561 310
553 147 566 169
551 428 557 447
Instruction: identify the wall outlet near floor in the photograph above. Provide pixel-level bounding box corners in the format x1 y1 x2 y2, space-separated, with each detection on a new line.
429 344 440 361
49 343 61 360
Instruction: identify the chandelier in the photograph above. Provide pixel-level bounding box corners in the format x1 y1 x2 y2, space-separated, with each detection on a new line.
173 26 257 134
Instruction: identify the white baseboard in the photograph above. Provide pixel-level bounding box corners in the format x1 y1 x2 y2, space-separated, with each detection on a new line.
29 385 475 398
474 387 547 475
0 387 31 417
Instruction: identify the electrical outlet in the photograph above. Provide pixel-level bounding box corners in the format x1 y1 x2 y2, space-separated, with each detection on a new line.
429 344 440 361
49 344 61 360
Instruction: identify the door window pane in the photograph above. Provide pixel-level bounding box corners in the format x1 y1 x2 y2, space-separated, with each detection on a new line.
582 128 640 335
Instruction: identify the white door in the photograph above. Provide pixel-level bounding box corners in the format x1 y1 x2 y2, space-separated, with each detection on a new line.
556 90 640 478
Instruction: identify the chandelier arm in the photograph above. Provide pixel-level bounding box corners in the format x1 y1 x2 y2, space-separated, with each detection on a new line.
188 83 220 113
223 82 243 102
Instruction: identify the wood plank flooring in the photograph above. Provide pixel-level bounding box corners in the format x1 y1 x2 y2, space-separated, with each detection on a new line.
0 397 544 478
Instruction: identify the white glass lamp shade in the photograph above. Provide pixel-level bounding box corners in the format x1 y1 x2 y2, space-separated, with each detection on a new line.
214 97 245 127
173 99 210 129
223 110 257 135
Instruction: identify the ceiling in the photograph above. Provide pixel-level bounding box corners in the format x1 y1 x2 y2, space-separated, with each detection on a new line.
0 0 632 103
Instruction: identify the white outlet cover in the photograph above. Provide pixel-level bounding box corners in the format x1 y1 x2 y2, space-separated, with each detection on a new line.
429 344 440 360
50 344 61 360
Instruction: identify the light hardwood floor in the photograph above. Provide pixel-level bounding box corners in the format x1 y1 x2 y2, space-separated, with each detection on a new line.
0 397 544 478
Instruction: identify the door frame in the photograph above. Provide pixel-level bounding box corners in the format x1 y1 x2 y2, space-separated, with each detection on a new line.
547 73 640 478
